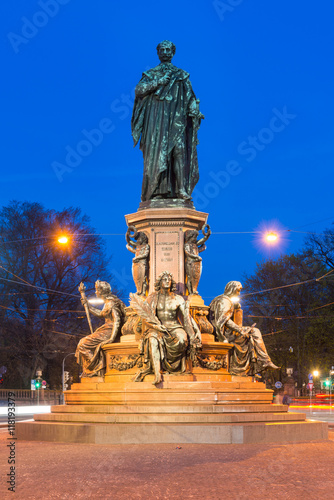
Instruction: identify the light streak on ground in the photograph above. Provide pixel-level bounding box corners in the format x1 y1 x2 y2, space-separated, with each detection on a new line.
0 405 51 415
290 405 334 410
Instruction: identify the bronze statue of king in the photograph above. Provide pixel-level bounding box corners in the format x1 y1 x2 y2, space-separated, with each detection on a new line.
131 40 204 202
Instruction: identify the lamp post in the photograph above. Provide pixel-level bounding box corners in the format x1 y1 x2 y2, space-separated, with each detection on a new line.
310 370 319 415
36 369 42 406
62 353 75 404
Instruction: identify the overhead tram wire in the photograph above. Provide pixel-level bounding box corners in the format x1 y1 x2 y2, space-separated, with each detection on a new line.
1 216 334 245
0 264 82 298
242 268 334 298
1 231 334 309
1 264 334 309
0 276 78 298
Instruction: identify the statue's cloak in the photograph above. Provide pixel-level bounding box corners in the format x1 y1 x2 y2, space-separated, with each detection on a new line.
209 295 234 341
131 63 199 201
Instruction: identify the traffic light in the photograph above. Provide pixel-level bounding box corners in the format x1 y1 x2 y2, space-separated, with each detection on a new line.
324 379 331 388
64 371 70 383
35 379 42 389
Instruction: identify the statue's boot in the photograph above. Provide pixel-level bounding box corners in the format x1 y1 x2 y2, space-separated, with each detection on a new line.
133 366 151 382
179 191 191 201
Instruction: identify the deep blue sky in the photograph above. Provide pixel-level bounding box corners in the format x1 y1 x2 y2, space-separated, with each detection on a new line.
1 1 334 303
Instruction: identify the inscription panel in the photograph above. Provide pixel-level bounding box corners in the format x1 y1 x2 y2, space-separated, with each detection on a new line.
154 231 180 284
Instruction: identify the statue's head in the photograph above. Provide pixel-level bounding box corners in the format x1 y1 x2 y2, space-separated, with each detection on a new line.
135 231 148 245
224 281 243 298
157 40 176 63
95 280 111 298
184 230 198 243
154 271 177 292
95 280 125 315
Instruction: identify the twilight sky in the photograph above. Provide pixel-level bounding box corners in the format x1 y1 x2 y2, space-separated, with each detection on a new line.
1 0 334 303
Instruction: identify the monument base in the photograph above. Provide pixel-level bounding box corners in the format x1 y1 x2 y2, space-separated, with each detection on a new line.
16 377 328 444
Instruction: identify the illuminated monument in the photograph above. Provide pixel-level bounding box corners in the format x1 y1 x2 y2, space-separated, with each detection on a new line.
17 41 327 444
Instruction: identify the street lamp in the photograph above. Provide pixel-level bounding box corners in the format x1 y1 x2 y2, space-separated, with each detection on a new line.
265 231 278 243
58 235 69 244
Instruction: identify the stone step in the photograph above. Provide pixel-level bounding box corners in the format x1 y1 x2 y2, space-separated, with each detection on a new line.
65 390 273 405
72 380 267 391
34 411 306 425
52 403 287 414
16 420 328 445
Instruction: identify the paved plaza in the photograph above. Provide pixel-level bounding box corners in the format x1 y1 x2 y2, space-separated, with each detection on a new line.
1 426 334 500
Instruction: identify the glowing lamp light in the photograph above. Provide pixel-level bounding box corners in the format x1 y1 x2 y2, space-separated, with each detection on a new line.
231 296 240 303
88 298 104 305
313 370 319 377
58 235 69 244
265 232 278 243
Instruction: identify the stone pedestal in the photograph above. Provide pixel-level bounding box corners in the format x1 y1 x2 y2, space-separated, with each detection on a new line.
125 206 208 294
101 336 233 384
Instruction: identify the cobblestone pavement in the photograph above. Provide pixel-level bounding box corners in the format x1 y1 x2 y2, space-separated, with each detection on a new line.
1 431 334 500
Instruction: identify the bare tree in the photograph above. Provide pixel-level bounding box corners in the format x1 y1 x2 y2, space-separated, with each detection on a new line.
243 251 334 389
0 201 118 388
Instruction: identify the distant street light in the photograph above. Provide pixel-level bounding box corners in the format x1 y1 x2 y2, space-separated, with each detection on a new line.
313 370 319 377
58 235 69 244
265 231 278 243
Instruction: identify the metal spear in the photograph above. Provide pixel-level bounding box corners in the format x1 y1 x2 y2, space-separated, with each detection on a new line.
78 282 94 335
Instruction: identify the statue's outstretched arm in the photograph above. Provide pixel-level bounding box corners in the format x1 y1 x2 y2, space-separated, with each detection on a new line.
86 304 103 317
197 224 211 247
126 226 138 253
126 244 136 254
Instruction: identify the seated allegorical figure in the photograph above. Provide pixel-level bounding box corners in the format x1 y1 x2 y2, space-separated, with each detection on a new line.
75 280 125 377
130 271 202 385
209 281 279 376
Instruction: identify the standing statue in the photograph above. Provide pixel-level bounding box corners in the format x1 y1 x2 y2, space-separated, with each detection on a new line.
210 281 279 376
131 40 204 202
130 271 202 385
126 226 150 295
76 281 125 377
184 224 211 295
